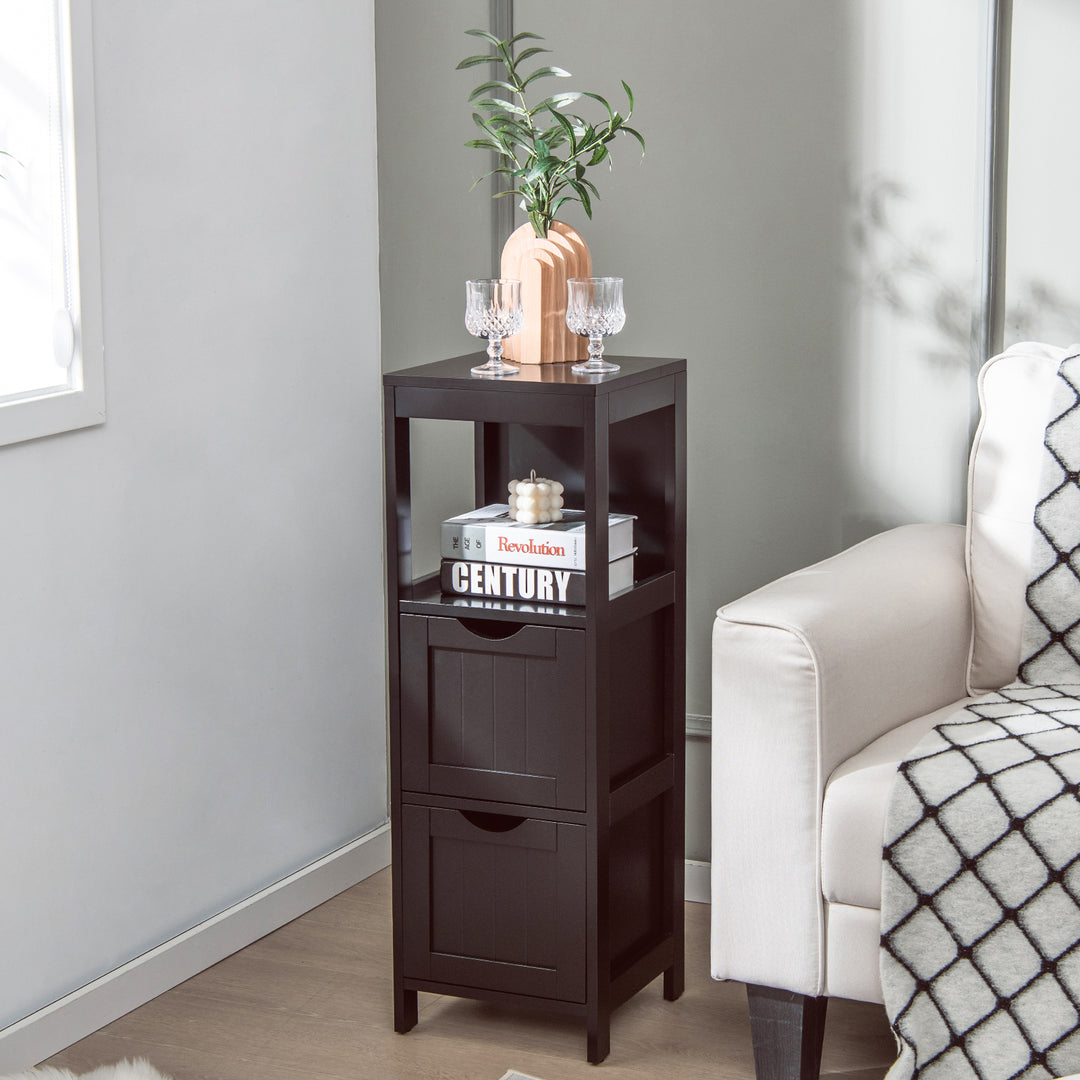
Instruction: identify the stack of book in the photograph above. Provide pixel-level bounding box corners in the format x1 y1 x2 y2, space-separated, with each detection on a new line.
440 503 635 606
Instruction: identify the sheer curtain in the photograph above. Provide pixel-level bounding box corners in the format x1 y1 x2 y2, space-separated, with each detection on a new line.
0 0 79 401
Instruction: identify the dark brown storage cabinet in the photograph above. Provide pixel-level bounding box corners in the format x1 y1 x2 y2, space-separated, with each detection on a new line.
383 354 686 1063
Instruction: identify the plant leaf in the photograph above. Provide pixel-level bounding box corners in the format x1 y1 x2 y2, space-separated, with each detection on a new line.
543 92 582 111
471 98 529 116
488 117 536 148
547 110 578 154
521 66 572 88
464 28 502 45
469 164 518 189
509 30 544 45
513 46 551 64
537 122 569 148
522 156 556 184
622 125 646 153
587 144 608 166
569 180 593 218
468 80 519 100
495 42 515 71
472 113 513 143
621 80 635 113
465 138 505 153
579 91 614 120
551 195 573 217
456 53 496 70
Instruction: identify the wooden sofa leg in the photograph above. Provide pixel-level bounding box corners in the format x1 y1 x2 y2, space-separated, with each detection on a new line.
746 984 829 1080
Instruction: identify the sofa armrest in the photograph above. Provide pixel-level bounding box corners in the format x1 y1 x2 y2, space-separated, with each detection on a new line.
710 522 971 997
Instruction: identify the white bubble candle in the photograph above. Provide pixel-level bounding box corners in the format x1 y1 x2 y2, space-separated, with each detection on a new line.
507 469 565 523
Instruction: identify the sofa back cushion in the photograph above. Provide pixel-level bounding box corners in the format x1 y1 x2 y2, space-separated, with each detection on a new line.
967 342 1076 693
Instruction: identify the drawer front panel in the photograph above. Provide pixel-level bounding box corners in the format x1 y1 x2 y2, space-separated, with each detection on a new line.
401 805 587 1003
400 615 586 810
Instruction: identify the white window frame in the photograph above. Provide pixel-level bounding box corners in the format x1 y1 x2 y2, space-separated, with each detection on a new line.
0 0 104 448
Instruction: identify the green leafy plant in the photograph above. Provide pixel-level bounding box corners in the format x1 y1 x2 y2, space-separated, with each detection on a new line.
458 28 644 240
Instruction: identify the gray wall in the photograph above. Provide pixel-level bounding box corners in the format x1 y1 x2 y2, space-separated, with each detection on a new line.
0 0 386 1028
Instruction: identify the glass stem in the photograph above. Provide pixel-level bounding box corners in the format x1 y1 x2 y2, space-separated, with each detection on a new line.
588 334 604 363
487 335 504 363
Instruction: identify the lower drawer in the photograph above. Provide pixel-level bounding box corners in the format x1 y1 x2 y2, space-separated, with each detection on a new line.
400 804 587 1003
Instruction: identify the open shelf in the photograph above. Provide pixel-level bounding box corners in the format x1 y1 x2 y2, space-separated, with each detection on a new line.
398 568 678 628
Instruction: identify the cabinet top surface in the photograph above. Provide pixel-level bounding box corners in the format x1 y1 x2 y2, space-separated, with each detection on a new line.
384 354 685 395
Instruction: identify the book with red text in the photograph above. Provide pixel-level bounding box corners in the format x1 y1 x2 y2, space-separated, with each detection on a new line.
440 552 635 606
440 503 635 570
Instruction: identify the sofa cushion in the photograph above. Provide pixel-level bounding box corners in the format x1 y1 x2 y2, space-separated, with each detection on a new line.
821 697 977 909
966 343 1075 693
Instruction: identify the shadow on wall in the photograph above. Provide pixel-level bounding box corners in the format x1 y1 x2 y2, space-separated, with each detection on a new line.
852 177 1080 369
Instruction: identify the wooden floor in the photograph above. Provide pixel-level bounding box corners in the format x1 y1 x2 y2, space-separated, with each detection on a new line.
46 868 896 1080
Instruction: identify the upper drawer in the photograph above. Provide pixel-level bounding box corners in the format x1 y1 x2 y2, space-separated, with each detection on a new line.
399 615 586 810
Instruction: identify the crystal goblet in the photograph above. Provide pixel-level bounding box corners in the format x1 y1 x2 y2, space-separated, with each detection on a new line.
466 278 523 377
567 277 625 375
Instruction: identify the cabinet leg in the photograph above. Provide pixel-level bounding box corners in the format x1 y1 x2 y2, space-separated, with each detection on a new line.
394 985 418 1033
663 958 684 1001
587 1011 611 1064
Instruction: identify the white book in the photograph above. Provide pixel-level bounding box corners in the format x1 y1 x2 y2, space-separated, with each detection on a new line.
440 503 636 571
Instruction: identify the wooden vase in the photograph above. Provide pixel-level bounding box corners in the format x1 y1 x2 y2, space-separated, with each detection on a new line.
500 221 591 365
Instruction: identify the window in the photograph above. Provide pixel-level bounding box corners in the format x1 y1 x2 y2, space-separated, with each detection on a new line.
1004 1 1080 348
0 0 103 447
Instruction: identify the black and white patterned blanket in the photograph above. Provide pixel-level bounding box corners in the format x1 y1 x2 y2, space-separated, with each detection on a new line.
881 352 1080 1080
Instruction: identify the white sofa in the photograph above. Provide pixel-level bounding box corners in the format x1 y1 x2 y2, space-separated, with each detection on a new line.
710 342 1077 1080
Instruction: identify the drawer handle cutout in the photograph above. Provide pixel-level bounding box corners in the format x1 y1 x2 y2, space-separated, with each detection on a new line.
456 618 530 641
460 810 528 833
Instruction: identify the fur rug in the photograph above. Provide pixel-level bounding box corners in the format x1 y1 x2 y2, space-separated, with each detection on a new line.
1 1061 171 1080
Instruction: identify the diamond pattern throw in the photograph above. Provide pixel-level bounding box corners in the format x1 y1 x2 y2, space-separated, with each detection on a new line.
882 352 1080 1080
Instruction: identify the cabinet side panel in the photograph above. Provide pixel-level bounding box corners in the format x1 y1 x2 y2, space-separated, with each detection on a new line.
610 612 667 785
609 796 666 975
556 629 588 811
610 407 673 579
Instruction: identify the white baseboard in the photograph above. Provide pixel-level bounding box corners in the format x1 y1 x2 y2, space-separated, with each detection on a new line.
0 823 391 1074
685 714 712 738
685 859 711 904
